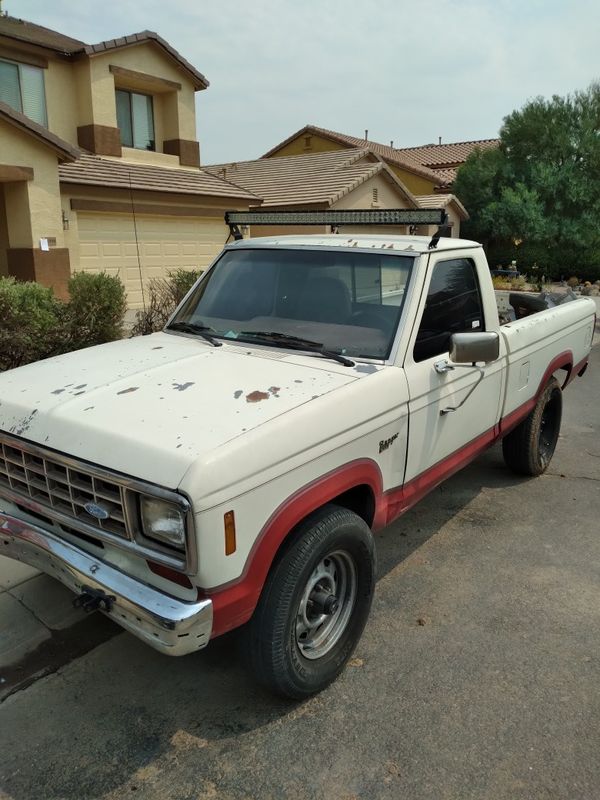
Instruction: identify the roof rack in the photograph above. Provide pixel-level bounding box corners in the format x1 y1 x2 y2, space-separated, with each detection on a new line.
225 208 447 240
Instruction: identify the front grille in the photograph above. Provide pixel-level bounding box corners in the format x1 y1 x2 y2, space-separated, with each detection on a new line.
0 431 195 573
0 439 128 538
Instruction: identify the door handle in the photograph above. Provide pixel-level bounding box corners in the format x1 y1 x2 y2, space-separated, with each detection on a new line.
434 359 454 374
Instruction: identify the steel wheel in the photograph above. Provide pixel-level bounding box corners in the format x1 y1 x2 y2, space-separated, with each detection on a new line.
241 504 376 699
295 550 357 660
503 376 562 476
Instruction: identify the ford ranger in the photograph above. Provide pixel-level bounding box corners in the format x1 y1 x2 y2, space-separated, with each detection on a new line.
0 210 595 698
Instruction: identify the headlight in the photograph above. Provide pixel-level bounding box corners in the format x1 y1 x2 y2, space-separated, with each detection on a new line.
140 497 187 549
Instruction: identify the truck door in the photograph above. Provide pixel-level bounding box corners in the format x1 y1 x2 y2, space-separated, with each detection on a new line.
404 254 504 484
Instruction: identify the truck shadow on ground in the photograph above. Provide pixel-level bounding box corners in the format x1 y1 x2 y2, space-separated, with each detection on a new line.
0 444 535 800
374 442 528 581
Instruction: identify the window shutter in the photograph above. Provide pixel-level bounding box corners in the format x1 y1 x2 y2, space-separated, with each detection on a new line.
0 60 22 113
19 64 47 126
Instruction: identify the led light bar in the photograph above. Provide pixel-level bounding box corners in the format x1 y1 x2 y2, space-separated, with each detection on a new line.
225 209 447 227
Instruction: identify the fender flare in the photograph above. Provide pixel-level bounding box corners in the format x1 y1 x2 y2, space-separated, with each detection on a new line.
206 458 383 637
499 350 573 436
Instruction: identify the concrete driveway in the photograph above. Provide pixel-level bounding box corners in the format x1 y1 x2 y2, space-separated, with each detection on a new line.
0 346 599 800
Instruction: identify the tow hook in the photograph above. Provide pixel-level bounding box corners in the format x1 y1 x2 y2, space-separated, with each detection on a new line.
73 586 116 613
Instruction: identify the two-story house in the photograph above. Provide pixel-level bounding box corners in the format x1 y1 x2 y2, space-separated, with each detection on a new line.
0 15 258 304
205 146 469 240
257 124 483 236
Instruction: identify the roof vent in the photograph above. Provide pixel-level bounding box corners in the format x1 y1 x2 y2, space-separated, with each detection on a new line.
364 129 368 141
390 140 394 148
438 136 442 145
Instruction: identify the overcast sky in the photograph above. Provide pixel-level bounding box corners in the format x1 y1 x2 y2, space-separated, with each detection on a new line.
8 0 600 165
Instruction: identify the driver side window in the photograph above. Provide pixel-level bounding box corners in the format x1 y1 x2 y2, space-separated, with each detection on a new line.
413 258 484 362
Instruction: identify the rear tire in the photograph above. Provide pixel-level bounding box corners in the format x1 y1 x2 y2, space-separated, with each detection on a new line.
502 376 562 476
241 505 375 700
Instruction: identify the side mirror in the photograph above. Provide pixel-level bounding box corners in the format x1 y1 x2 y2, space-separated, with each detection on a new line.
449 331 499 364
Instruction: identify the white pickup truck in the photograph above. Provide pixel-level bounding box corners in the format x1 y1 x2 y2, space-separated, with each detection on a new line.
0 216 595 698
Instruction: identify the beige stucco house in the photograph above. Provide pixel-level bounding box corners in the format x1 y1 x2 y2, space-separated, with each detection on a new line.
263 124 498 191
257 124 487 236
0 16 258 305
206 148 468 239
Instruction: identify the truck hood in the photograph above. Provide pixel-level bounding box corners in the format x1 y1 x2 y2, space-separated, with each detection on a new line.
0 332 363 488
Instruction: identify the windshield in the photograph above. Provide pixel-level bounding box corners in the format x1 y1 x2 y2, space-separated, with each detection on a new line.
169 247 414 360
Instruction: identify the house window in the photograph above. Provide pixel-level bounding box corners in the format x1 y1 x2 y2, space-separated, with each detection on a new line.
0 59 48 126
115 89 155 150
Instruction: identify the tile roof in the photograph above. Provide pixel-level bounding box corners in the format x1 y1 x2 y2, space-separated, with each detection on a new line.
83 31 209 90
262 125 444 186
0 15 85 53
58 155 260 200
397 139 499 168
0 99 80 161
262 125 499 186
396 139 499 184
417 193 469 220
205 149 418 208
0 18 208 89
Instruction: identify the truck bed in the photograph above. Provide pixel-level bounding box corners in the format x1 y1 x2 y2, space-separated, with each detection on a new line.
498 296 595 419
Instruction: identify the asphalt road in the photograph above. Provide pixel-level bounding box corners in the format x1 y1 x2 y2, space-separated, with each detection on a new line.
1 346 599 800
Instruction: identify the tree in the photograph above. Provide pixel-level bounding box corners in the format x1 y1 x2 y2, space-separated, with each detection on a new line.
454 82 600 279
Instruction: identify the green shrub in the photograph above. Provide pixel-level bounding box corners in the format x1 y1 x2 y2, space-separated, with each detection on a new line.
0 278 63 371
0 272 127 372
131 268 202 336
63 271 127 351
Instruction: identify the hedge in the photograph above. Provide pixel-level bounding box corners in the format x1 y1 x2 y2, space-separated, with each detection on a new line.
0 272 127 373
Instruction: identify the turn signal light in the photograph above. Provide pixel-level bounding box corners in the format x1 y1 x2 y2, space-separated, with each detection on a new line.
224 510 236 555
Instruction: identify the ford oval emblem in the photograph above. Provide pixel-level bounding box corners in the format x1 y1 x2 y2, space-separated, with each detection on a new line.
84 501 110 521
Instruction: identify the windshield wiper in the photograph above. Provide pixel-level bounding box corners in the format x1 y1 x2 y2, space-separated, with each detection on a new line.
239 331 355 367
166 321 222 347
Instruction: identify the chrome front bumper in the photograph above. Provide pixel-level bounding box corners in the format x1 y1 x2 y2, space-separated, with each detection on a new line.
0 512 213 656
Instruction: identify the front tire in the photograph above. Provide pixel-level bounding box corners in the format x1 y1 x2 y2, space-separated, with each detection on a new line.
502 376 562 476
242 505 376 700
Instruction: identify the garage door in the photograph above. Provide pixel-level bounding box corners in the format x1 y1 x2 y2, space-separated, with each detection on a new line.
76 213 227 307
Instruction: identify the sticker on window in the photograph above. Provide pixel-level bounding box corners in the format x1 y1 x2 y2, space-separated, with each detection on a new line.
472 320 481 328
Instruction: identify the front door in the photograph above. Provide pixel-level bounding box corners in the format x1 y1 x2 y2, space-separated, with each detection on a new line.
404 254 504 485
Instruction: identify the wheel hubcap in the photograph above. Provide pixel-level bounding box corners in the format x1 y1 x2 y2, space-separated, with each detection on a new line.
295 550 357 660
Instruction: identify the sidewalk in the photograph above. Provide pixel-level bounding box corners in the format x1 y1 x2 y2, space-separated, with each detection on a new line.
0 553 119 700
0 555 87 669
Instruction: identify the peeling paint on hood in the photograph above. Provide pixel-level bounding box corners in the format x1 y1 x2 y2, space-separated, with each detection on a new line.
0 332 368 488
